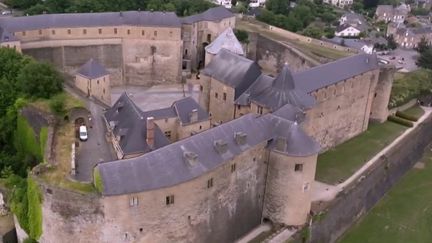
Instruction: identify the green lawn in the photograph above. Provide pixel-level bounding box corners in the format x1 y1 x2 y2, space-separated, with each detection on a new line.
401 105 425 120
315 122 407 184
339 149 432 243
389 69 432 108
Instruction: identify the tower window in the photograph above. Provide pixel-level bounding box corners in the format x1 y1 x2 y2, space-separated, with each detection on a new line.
114 28 118 34
231 163 236 173
99 28 102 34
223 93 227 101
51 30 56 35
129 197 139 207
295 163 303 172
215 92 218 99
142 30 145 36
127 29 131 35
68 29 71 35
38 29 42 35
200 85 203 91
83 29 87 35
207 178 213 188
166 195 175 205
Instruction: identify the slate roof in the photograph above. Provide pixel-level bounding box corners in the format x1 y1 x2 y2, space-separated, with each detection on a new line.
0 11 181 34
77 59 109 79
104 94 209 157
0 26 18 42
236 65 315 111
293 53 379 93
97 112 320 195
181 6 234 24
205 27 244 56
272 103 306 123
203 49 262 99
172 97 209 125
336 23 361 33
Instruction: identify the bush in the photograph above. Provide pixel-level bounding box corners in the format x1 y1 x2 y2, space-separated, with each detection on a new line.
49 94 66 115
388 115 414 127
93 169 104 193
395 111 419 122
234 29 249 44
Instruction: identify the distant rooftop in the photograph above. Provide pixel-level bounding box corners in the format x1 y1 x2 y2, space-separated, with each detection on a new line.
77 59 109 79
205 27 244 56
181 6 234 24
0 10 182 34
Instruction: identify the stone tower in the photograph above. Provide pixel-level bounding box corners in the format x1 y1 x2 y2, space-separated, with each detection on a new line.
263 122 320 226
370 65 395 122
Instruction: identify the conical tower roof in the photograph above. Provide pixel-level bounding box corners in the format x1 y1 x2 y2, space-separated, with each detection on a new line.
205 27 244 56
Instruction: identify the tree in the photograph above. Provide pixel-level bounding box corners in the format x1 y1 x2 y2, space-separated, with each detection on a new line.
386 35 397 50
234 29 249 43
16 62 63 99
416 48 432 69
266 0 289 15
416 36 430 54
302 26 323 39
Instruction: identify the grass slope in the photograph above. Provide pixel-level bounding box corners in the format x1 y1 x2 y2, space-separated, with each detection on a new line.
340 150 432 243
316 121 407 184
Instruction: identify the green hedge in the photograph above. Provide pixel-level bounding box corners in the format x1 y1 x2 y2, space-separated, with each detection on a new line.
388 115 414 127
9 176 43 241
395 111 419 122
93 169 104 193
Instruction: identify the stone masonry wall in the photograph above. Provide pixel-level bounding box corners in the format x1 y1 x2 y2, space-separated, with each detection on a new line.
302 69 380 150
247 34 317 75
101 143 268 243
297 113 432 243
37 182 104 243
208 78 236 124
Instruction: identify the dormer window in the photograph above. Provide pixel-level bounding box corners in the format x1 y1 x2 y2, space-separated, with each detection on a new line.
214 139 228 154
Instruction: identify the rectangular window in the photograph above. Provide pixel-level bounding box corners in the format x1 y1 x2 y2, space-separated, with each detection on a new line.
51 30 55 35
68 29 71 35
215 92 218 99
223 93 227 101
207 178 213 188
129 197 139 207
99 28 102 34
257 106 263 115
200 85 203 92
83 29 87 35
127 29 131 35
166 195 174 205
38 29 42 35
142 30 145 36
295 163 303 172
22 31 26 36
154 31 157 37
164 131 171 139
231 163 236 173
114 28 118 34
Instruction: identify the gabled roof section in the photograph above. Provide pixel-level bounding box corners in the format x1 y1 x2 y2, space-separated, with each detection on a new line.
0 11 181 33
294 53 379 93
203 49 261 99
104 93 171 156
273 103 306 123
77 59 109 79
172 97 209 125
205 27 244 56
181 6 234 24
96 113 320 196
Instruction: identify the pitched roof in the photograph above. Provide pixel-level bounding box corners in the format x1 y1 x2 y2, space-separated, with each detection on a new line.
0 11 181 33
172 97 209 125
203 49 262 99
205 27 244 56
104 94 210 156
181 6 234 24
0 26 18 43
336 23 361 33
293 53 379 93
241 65 315 111
104 93 172 156
97 113 320 196
77 59 109 79
272 103 306 123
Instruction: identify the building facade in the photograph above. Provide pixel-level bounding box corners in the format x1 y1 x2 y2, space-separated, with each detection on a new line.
75 59 111 105
0 7 235 85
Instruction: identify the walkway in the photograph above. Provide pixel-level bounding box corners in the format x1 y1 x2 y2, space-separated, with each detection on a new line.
312 106 432 202
235 223 271 243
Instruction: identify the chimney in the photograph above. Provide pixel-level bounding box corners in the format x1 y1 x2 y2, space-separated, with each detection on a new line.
189 109 198 123
275 137 287 152
146 117 155 149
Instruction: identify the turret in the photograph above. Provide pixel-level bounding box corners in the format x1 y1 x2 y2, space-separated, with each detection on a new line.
263 122 320 226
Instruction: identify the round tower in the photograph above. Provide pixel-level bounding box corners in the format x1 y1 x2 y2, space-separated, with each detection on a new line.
263 123 320 226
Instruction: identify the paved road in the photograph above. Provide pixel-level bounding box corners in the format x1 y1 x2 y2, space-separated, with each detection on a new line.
65 85 116 182
380 48 419 72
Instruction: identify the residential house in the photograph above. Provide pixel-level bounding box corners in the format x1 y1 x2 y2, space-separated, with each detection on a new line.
375 4 410 23
323 0 353 8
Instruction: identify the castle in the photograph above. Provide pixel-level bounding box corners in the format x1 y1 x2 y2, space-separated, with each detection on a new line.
0 7 235 85
1 7 395 243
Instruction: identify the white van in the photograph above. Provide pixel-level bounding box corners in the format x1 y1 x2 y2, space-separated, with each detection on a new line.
79 125 88 141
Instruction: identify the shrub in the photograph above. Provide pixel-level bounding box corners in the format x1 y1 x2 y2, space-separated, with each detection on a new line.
49 94 66 115
93 169 104 193
388 115 414 127
395 111 419 122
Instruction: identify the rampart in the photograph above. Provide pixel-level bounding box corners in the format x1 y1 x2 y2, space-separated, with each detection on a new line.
291 113 432 243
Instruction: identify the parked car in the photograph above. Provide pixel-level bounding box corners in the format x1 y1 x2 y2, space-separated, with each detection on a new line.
1 11 11 15
79 125 88 141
